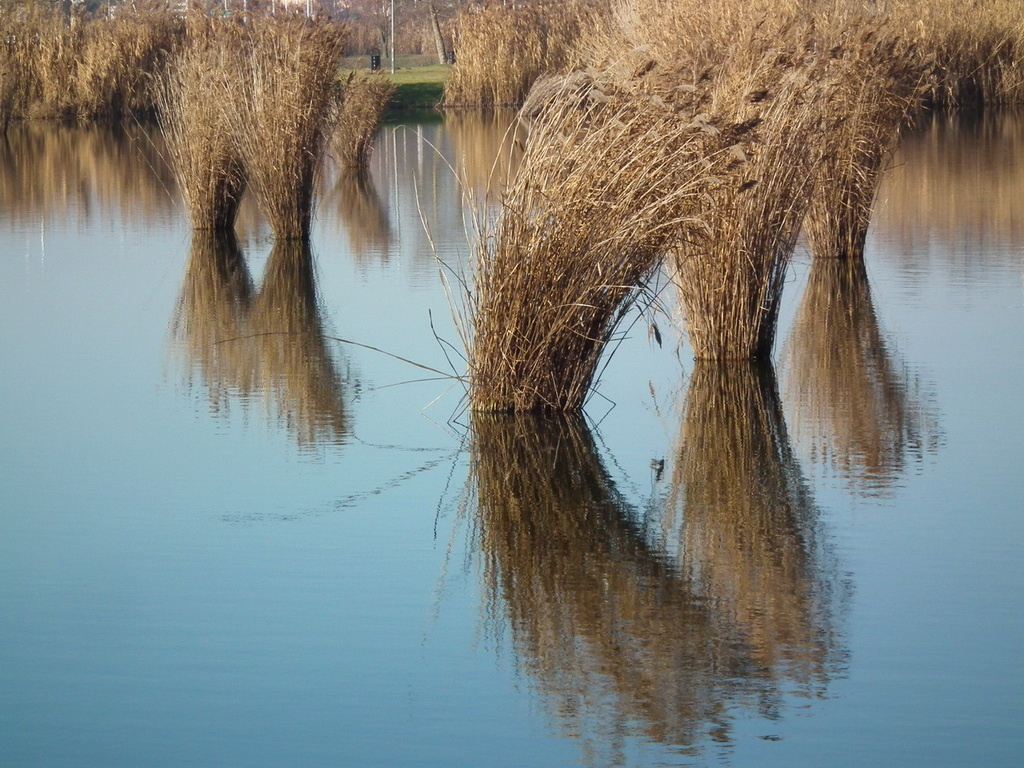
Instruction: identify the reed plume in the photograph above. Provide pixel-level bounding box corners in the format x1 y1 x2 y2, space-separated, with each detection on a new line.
782 258 941 496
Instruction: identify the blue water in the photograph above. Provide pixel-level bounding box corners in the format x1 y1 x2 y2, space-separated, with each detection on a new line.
1 114 1021 767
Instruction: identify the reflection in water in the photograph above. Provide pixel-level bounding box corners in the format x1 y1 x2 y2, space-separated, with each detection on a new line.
874 111 1024 268
782 259 941 496
669 363 842 683
446 109 524 200
469 383 844 764
172 235 348 451
172 231 254 415
0 122 176 226
321 164 392 261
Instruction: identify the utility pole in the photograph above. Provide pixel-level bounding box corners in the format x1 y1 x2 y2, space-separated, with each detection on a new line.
390 0 396 74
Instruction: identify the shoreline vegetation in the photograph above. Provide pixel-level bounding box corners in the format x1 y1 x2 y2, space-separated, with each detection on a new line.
3 0 1024 412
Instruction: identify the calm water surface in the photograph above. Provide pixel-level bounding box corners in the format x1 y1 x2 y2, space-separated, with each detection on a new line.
1 113 1022 767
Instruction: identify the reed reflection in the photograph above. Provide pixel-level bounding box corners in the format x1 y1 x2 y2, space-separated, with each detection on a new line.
669 362 841 682
782 259 941 496
172 235 348 450
0 122 176 226
321 166 392 261
874 111 1024 266
469 384 843 762
446 109 524 200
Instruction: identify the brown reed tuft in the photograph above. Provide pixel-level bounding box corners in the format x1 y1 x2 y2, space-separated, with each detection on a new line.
332 73 394 169
466 70 716 412
155 14 247 231
227 14 347 240
803 17 926 260
443 1 610 108
667 19 837 361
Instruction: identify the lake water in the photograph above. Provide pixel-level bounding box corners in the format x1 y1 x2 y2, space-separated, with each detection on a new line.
1 111 1022 767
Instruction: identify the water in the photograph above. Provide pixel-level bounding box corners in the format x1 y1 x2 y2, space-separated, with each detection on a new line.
1 113 1022 767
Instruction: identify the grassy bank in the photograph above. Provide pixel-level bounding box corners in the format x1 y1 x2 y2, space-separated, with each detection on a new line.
340 56 449 114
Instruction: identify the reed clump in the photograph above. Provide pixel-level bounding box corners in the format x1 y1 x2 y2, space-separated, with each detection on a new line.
667 20 838 360
467 70 720 412
443 0 610 108
0 2 181 123
226 14 347 240
803 17 927 260
155 15 247 231
332 73 394 169
888 0 1024 109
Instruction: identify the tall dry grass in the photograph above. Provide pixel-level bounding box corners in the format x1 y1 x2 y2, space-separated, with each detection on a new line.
781 258 942 496
667 20 838 360
223 14 347 239
155 14 247 231
801 16 926 260
332 73 394 169
0 2 180 123
443 0 610 108
888 0 1024 109
469 409 841 755
466 70 721 412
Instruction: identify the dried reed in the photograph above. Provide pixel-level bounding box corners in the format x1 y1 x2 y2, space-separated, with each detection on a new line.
227 14 347 240
781 258 941 496
155 15 247 231
668 20 836 360
803 18 926 260
332 73 394 169
467 71 715 412
443 1 609 108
